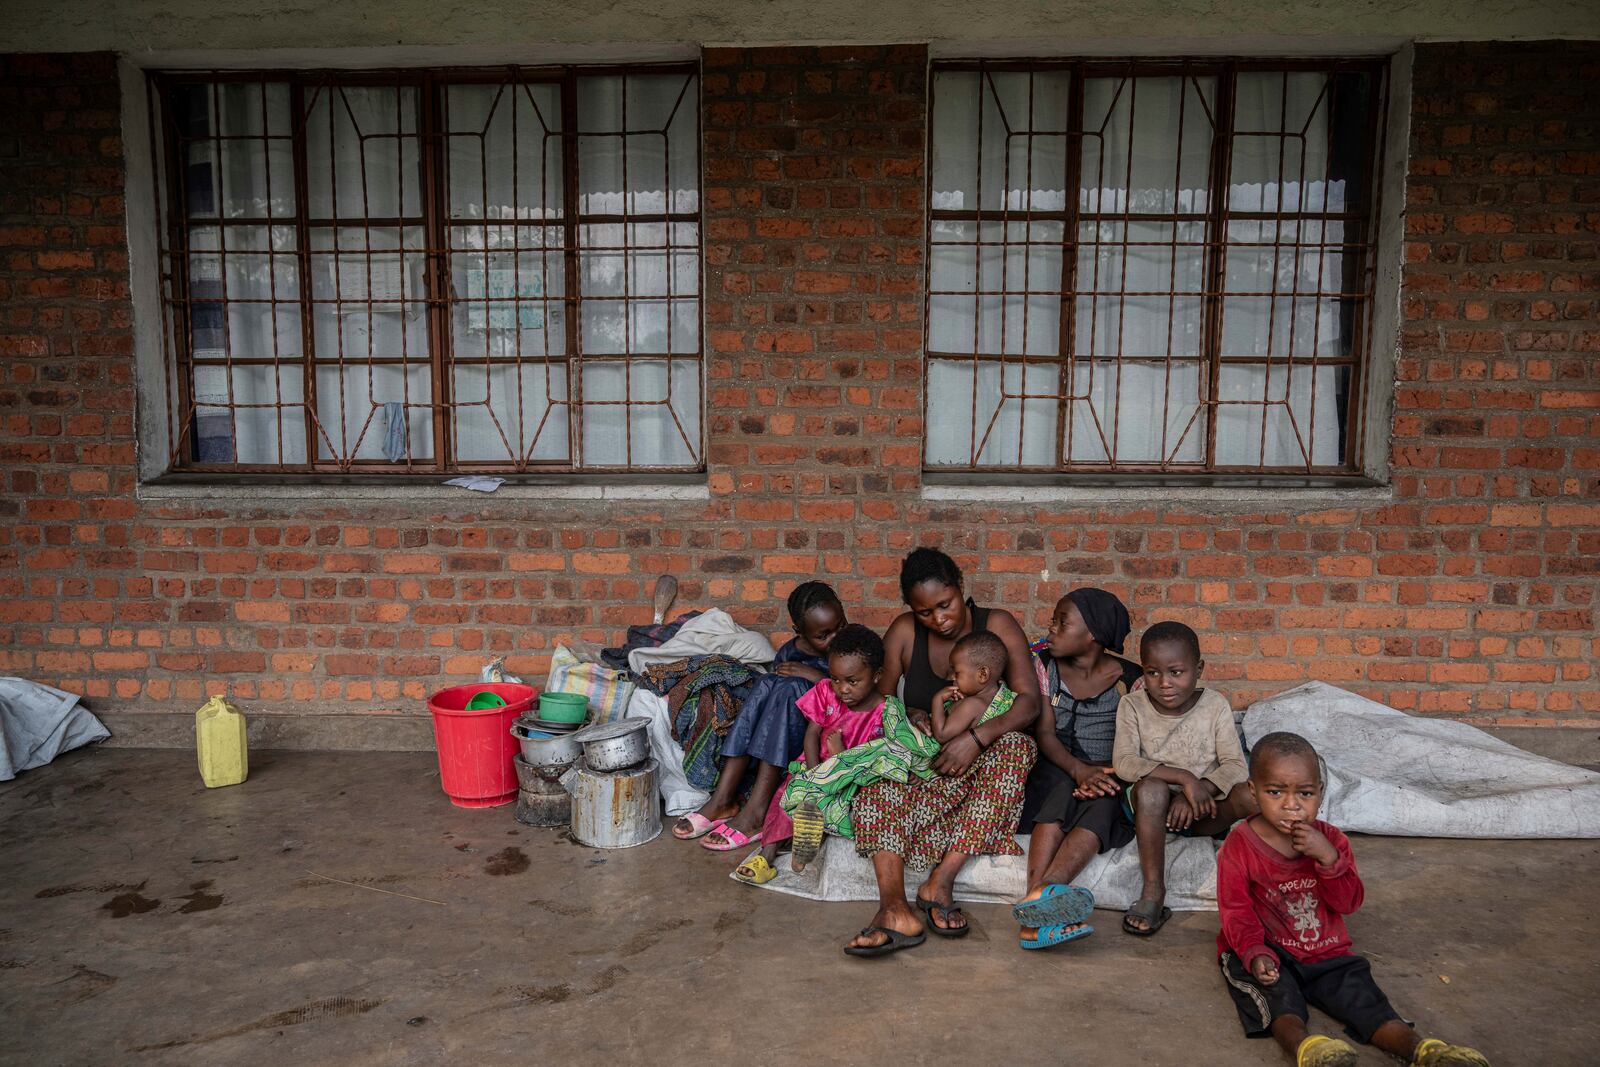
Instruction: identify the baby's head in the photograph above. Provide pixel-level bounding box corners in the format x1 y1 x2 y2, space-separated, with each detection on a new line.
826 623 884 707
787 581 845 655
1247 732 1325 834
949 630 1007 699
1139 620 1203 713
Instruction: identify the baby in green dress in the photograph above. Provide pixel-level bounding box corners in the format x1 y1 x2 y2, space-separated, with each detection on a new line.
783 631 1014 871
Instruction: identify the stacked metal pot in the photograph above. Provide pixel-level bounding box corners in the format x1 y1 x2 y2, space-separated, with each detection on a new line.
509 717 580 826
560 717 662 848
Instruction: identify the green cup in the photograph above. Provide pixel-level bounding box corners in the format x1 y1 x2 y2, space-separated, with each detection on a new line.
537 691 589 723
466 691 507 710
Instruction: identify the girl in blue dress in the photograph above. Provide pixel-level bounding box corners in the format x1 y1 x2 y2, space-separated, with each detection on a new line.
672 582 846 851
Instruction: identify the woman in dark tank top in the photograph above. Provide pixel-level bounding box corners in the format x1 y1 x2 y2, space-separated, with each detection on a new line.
843 548 1041 956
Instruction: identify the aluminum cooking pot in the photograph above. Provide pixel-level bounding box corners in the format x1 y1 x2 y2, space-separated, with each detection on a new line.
575 717 651 772
511 717 584 768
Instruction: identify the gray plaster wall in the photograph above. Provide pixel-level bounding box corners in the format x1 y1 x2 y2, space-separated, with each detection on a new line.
3 0 1598 56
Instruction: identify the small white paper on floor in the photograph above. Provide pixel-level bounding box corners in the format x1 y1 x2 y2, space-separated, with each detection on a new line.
443 476 505 493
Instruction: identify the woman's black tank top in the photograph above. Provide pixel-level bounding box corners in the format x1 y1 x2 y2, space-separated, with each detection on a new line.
903 599 991 712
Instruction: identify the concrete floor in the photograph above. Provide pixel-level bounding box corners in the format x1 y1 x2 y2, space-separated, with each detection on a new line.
1 748 1595 1067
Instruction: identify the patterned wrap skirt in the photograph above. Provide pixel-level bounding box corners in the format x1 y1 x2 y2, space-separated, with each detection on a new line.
851 731 1037 870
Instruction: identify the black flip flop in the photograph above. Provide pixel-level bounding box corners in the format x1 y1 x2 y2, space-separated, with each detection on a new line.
844 926 927 957
1122 899 1172 937
915 896 972 939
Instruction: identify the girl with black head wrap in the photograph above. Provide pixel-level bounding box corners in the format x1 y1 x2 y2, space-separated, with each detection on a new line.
1010 587 1145 950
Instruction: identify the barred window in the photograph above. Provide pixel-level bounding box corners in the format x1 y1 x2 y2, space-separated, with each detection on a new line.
151 66 702 474
925 60 1386 475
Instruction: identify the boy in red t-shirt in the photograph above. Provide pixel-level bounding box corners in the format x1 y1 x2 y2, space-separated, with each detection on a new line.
1216 732 1490 1067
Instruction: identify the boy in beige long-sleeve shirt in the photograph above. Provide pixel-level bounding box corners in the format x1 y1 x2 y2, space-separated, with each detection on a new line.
1112 621 1256 937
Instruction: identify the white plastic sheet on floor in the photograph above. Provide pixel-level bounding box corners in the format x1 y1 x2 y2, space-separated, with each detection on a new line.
744 834 1221 912
0 678 109 782
1243 681 1600 838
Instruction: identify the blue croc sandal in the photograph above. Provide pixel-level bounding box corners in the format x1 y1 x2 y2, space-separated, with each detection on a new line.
1020 922 1094 951
1011 883 1095 927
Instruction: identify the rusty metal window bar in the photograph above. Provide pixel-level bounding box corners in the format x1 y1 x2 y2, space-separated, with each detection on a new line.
925 60 1387 475
149 66 702 475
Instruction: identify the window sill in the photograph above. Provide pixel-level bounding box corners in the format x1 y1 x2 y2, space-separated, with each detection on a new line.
921 472 1391 508
138 473 709 503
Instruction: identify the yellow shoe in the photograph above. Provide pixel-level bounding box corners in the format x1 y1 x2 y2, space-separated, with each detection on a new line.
1297 1035 1359 1067
733 853 777 886
1413 1038 1490 1066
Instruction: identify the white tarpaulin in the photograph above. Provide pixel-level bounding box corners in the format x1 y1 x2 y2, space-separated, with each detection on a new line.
0 678 109 782
1243 681 1600 838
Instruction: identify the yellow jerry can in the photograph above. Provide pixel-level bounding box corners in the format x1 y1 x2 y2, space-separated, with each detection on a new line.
195 695 248 788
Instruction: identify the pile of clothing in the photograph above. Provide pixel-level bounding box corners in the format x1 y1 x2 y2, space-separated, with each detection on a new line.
638 656 757 791
610 609 778 795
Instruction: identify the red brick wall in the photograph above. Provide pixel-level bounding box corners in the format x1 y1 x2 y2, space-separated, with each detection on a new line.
0 43 1595 728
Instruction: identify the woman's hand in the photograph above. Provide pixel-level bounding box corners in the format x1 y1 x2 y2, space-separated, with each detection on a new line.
773 662 825 682
1071 766 1120 799
932 731 980 777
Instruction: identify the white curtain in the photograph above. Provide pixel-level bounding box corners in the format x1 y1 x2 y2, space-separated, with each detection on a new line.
189 84 305 464
1220 72 1346 468
571 74 702 467
925 70 1350 470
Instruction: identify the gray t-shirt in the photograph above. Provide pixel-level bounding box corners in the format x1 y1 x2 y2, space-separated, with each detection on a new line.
1112 687 1248 795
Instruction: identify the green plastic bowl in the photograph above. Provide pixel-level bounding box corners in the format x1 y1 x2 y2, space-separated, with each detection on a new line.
537 691 589 723
466 691 508 710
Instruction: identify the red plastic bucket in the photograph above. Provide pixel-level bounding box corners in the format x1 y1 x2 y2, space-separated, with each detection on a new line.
426 682 536 808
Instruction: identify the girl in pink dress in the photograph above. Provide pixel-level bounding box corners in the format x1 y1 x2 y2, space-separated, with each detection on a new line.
734 625 887 885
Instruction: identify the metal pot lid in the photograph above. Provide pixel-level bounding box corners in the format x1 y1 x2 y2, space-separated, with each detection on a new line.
517 715 584 733
574 717 651 742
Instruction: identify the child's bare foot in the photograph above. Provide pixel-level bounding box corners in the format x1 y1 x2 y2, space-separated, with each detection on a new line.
845 900 924 951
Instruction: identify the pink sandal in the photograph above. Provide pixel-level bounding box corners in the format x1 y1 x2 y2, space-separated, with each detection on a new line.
672 813 724 841
700 825 762 852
